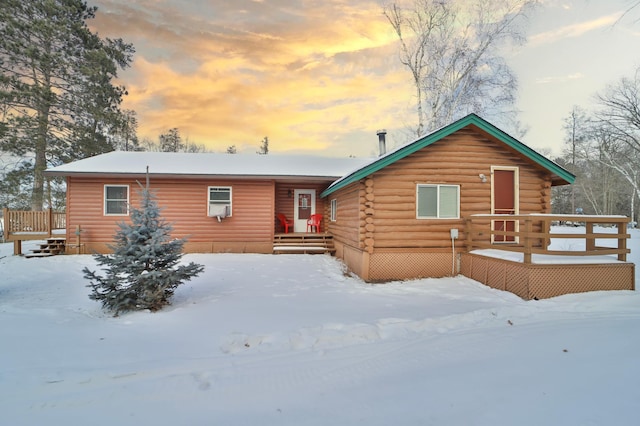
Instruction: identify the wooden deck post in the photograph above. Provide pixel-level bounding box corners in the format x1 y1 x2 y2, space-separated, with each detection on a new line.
47 207 53 238
585 222 595 252
76 224 83 254
2 208 8 242
618 222 627 262
465 218 473 252
542 217 550 248
523 218 532 264
13 239 22 256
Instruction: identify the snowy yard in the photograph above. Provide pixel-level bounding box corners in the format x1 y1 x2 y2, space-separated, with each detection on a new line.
1 227 639 425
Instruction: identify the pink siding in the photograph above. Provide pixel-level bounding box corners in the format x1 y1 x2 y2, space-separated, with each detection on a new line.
67 177 276 251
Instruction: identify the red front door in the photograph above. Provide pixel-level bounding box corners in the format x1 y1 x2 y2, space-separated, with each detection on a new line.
493 168 517 242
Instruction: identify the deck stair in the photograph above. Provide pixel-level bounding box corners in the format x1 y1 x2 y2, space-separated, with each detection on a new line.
25 237 67 258
273 233 335 255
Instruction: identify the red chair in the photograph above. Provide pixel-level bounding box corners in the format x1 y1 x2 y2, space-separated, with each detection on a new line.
276 213 293 233
306 214 322 233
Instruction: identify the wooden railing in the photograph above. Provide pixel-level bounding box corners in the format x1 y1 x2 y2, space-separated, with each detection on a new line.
465 214 631 263
2 208 66 241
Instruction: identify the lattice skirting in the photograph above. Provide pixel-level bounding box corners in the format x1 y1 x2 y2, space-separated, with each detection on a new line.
368 252 455 281
460 253 635 299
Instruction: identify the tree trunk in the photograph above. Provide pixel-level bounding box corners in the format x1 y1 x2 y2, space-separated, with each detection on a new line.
31 67 52 212
32 107 49 211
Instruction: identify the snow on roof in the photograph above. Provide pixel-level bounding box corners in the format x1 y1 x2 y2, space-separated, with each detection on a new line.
45 151 372 180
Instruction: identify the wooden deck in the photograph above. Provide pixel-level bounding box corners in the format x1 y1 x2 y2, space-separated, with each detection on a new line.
23 237 67 258
463 214 634 299
273 233 335 254
2 208 66 255
465 214 630 261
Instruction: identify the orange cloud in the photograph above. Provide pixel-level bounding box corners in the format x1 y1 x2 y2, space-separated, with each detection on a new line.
92 0 413 157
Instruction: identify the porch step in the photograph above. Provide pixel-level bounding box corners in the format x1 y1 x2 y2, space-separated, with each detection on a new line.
273 233 335 255
25 237 66 258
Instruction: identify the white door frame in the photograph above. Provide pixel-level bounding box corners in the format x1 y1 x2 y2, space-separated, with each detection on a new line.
294 189 316 232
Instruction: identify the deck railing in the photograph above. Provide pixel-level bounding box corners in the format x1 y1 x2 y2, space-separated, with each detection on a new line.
465 214 631 263
2 208 66 241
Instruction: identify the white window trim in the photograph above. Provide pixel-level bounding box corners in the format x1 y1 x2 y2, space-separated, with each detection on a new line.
208 186 232 217
104 184 129 216
416 184 460 219
330 199 337 222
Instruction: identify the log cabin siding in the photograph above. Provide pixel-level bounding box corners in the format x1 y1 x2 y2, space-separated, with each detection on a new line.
364 130 552 250
325 127 555 268
323 126 560 281
325 182 362 249
67 177 277 252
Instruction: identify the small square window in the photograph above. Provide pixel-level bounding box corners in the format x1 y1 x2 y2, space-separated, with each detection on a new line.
104 185 129 216
417 184 459 219
208 187 232 217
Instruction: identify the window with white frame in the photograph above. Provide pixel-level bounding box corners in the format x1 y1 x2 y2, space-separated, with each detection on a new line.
208 186 232 217
104 185 129 216
416 184 459 219
330 199 337 221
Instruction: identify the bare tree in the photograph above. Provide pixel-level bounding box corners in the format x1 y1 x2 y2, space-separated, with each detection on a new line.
574 129 628 216
111 109 140 152
593 67 640 220
384 0 536 136
554 69 640 222
139 137 160 152
617 0 640 24
182 137 208 153
562 106 590 213
140 130 208 153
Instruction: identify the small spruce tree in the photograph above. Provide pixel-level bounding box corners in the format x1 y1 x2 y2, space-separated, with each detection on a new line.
84 179 204 315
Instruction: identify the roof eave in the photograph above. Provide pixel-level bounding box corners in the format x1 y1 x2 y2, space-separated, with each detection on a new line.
45 170 342 182
468 118 575 186
322 114 575 197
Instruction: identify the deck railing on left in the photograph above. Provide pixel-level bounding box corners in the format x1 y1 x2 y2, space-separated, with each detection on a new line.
2 208 66 242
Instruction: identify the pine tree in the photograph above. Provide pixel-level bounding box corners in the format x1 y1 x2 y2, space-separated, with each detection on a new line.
159 128 184 152
256 136 269 155
84 180 204 315
0 0 134 210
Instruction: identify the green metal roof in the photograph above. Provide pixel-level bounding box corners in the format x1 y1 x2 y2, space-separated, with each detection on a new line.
321 113 575 198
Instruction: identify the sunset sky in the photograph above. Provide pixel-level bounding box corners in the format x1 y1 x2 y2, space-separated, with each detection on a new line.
89 0 640 158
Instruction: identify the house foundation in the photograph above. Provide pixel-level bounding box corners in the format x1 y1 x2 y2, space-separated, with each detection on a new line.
335 241 458 282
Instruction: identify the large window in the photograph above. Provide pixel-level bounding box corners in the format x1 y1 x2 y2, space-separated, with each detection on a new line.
330 199 337 222
416 184 459 219
104 185 129 216
208 186 232 217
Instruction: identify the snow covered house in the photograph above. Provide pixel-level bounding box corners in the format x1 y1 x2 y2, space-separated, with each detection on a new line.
321 113 575 281
44 151 368 254
13 114 631 298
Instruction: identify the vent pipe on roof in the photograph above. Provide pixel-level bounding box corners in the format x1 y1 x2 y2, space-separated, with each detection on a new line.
377 129 387 156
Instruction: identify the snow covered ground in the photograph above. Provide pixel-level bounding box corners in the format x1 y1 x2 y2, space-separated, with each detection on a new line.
1 227 638 425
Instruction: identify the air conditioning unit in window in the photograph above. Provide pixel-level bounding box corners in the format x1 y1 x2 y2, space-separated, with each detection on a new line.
209 204 230 221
